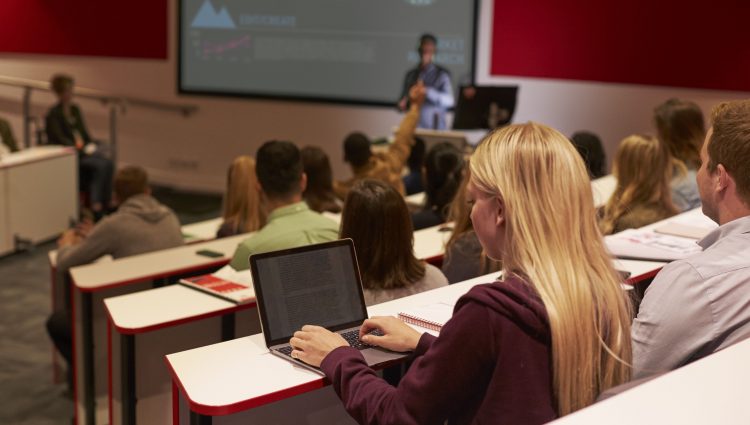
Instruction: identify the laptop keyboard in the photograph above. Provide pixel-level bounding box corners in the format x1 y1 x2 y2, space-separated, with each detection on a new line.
276 329 384 357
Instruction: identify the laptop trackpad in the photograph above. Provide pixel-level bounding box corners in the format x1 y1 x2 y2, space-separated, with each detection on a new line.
362 347 407 367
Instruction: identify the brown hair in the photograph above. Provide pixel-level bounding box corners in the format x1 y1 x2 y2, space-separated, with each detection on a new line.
654 98 706 169
600 134 678 234
445 161 501 273
301 146 342 214
222 156 266 234
709 100 750 206
340 179 425 290
114 166 148 202
50 74 74 94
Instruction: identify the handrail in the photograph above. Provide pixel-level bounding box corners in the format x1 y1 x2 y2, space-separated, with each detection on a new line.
0 75 199 164
0 75 198 116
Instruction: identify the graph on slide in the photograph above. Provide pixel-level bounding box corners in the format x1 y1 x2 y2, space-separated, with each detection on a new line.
191 0 236 29
202 35 251 58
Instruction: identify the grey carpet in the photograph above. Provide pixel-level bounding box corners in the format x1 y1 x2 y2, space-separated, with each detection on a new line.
0 187 221 424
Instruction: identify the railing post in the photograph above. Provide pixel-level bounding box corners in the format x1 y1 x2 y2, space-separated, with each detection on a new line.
109 105 117 167
22 86 32 148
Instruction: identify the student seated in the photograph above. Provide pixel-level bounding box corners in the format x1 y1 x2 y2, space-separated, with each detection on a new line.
654 98 705 211
334 82 425 199
402 137 426 195
632 100 750 379
411 142 464 230
288 122 633 424
45 73 114 217
229 140 338 270
46 166 183 373
570 131 607 179
0 116 19 154
301 146 342 214
599 134 678 234
217 155 265 238
441 166 502 283
340 179 448 306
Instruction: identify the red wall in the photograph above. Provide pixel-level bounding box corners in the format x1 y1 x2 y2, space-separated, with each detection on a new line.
0 0 167 59
491 0 750 92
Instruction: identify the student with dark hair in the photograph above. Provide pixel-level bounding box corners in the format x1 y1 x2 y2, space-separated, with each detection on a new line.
402 137 426 195
301 146 342 214
229 140 338 270
334 83 425 199
398 33 454 130
340 180 447 305
45 73 114 216
570 131 607 179
46 166 183 376
654 98 705 211
411 142 464 230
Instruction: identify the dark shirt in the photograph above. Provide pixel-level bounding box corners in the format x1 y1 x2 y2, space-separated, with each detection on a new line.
411 208 444 231
403 170 424 195
320 276 556 425
442 231 485 284
45 103 92 149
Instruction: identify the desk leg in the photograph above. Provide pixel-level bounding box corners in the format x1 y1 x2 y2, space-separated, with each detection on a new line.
121 334 136 425
221 313 235 341
190 412 212 425
82 291 96 425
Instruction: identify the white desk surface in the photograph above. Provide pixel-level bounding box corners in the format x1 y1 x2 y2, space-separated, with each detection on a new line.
0 145 75 169
104 285 246 334
165 259 662 414
590 174 616 208
413 223 451 260
165 273 497 413
550 337 750 424
70 233 251 291
405 192 425 206
614 259 666 283
181 218 223 243
605 207 716 261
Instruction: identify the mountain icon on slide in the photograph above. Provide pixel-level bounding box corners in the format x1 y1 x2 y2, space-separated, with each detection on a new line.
191 0 236 29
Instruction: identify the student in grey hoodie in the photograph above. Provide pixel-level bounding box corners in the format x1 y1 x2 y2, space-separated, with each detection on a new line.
47 166 183 376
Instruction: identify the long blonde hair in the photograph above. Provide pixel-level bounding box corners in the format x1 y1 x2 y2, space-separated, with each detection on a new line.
600 135 677 234
470 122 632 415
222 156 266 234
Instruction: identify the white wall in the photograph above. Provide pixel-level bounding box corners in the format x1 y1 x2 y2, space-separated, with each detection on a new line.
0 0 747 192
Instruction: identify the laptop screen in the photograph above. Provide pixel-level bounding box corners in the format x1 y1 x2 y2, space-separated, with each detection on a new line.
250 240 368 346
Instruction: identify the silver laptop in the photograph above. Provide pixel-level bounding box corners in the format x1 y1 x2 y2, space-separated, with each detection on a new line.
249 239 406 375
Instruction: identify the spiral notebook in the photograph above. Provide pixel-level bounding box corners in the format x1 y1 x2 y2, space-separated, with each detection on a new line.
398 301 455 332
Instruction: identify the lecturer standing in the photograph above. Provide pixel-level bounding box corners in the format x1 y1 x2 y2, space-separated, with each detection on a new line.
398 34 454 130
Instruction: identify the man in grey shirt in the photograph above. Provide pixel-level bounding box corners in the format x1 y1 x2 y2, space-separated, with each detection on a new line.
632 99 750 379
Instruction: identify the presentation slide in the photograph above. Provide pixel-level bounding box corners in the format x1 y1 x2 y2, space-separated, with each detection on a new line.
179 0 476 105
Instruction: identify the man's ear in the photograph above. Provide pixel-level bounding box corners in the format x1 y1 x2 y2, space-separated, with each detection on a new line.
300 172 308 193
716 164 730 193
495 197 505 227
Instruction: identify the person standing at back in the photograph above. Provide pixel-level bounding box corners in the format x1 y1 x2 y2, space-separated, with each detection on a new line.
229 140 339 271
632 99 750 378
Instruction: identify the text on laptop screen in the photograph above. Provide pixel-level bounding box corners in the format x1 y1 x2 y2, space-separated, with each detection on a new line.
254 244 367 341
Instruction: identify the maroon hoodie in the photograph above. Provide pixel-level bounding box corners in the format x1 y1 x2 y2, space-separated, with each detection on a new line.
320 276 556 425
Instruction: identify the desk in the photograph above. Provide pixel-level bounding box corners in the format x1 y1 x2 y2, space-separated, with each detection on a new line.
591 174 616 208
182 218 222 244
549 337 750 424
104 285 260 425
605 208 716 261
166 261 659 424
70 232 252 425
0 146 77 256
413 223 452 265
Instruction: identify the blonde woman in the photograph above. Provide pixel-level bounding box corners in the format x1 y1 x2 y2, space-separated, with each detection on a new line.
216 156 266 238
288 122 633 423
600 135 678 234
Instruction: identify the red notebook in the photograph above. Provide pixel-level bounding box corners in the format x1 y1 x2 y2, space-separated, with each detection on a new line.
398 302 454 332
179 273 255 304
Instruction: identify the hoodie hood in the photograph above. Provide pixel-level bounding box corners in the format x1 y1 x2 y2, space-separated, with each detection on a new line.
117 193 174 223
455 275 550 344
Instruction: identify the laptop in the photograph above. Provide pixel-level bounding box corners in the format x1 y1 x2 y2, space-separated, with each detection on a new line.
249 239 406 374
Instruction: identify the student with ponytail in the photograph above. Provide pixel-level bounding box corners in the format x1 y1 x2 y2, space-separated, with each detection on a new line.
288 122 633 424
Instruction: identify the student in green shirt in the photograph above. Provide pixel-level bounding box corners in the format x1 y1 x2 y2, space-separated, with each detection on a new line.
229 140 339 270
